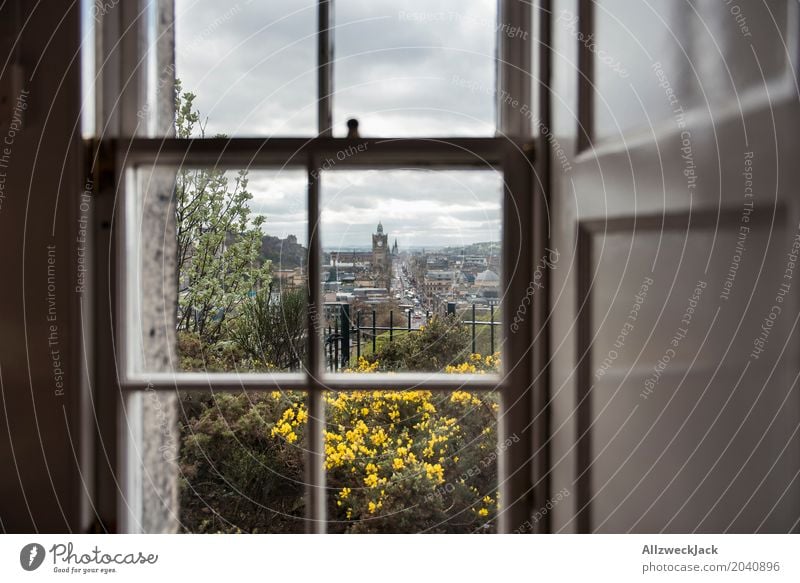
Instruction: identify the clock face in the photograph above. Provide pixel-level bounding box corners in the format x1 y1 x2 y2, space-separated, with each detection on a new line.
377 241 383 247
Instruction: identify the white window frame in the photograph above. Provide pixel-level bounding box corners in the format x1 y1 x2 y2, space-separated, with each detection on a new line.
91 0 539 534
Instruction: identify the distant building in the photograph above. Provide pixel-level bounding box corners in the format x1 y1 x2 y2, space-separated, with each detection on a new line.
426 255 450 269
329 221 394 291
273 267 306 289
330 250 372 266
423 270 458 296
372 221 388 267
371 221 392 290
475 269 500 298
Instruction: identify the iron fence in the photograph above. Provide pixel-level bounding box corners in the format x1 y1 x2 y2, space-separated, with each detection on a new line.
323 302 501 371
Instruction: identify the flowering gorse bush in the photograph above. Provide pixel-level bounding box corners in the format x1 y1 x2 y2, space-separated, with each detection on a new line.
179 354 501 533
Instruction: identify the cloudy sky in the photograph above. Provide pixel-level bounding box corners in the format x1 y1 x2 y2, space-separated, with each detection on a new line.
241 169 502 250
175 0 501 248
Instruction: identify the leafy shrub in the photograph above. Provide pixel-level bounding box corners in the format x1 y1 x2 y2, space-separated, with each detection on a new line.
177 331 256 372
364 314 472 372
231 286 307 371
179 391 306 533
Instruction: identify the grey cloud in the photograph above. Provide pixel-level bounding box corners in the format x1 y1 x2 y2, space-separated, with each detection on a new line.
320 170 501 248
176 0 503 247
176 0 317 135
332 0 495 135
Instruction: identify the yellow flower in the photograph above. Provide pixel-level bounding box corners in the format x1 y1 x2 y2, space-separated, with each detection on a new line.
424 462 445 484
353 357 379 373
392 458 405 470
478 508 489 517
270 417 299 443
368 501 377 514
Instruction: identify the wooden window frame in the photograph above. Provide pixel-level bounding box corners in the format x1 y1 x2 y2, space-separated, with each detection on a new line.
91 0 539 534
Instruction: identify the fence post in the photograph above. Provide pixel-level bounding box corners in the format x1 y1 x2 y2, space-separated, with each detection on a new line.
356 310 361 360
340 303 350 369
389 310 394 341
334 317 339 372
490 305 495 355
327 326 332 371
472 303 476 354
372 309 377 353
407 309 412 331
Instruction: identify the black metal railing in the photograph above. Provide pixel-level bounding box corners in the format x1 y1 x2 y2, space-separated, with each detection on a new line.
323 301 500 371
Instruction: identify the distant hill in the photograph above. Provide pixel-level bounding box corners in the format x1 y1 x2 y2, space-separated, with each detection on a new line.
261 234 307 269
441 241 501 255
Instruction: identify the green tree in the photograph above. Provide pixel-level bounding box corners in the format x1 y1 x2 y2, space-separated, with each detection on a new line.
174 80 270 343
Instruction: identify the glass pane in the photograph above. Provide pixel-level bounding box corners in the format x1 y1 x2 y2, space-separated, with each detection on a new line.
325 389 499 533
587 0 685 140
81 0 96 138
173 166 308 373
333 0 498 137
178 390 307 533
320 169 503 375
587 0 789 141
174 0 316 136
127 154 308 375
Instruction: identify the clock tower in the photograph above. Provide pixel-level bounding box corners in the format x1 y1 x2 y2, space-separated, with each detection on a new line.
371 221 391 289
372 221 388 267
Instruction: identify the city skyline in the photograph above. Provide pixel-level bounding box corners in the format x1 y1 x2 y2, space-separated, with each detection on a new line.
245 169 503 249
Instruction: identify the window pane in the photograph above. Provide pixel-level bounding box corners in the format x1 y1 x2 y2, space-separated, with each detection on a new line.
325 390 499 533
587 0 790 141
174 167 308 373
175 0 317 136
333 0 497 136
178 390 307 533
81 0 96 138
587 0 683 140
127 162 308 375
320 169 503 375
